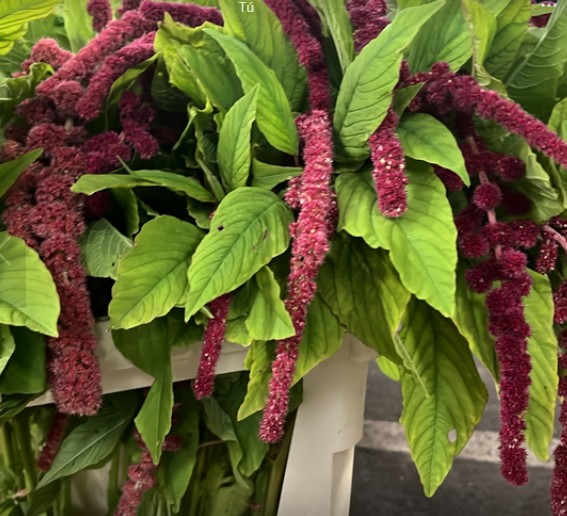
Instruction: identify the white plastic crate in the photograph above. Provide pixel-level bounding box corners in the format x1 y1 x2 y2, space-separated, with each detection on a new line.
32 323 375 515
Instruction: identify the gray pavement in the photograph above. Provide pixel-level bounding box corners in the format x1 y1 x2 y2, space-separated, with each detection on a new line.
349 361 556 515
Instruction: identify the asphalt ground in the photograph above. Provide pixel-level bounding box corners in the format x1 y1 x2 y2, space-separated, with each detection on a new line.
349 361 557 515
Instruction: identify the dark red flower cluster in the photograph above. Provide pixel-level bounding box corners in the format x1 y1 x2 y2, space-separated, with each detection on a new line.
87 0 113 32
193 294 231 400
260 109 334 443
537 220 567 274
37 413 69 471
347 0 389 52
264 0 329 111
410 63 567 170
368 108 408 217
116 430 181 516
456 135 539 485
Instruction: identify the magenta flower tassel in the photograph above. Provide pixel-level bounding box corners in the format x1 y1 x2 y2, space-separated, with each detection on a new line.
368 108 408 217
76 32 156 121
87 0 113 32
347 0 389 52
118 0 142 16
259 110 334 443
138 0 223 27
37 413 69 472
116 431 181 516
193 294 231 399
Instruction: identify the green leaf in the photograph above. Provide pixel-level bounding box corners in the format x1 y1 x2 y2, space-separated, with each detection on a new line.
484 0 532 81
26 480 63 516
0 327 45 394
72 171 214 203
61 0 94 52
135 367 173 464
0 148 43 198
174 27 243 111
406 0 472 73
453 265 498 379
113 314 190 377
218 0 307 110
204 29 298 155
397 113 469 185
80 218 133 280
160 389 200 512
376 356 401 381
110 216 204 329
506 1 567 118
0 232 60 336
251 159 302 190
0 63 52 125
336 165 458 317
305 0 354 72
318 233 410 362
0 325 15 376
245 267 294 341
333 1 445 160
37 402 136 488
186 188 293 319
218 86 258 192
0 0 61 55
293 293 344 382
238 340 275 420
515 142 563 222
524 271 558 461
400 299 488 497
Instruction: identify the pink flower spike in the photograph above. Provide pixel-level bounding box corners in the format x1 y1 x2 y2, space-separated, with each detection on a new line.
87 0 113 32
193 294 231 399
37 413 69 471
369 108 408 217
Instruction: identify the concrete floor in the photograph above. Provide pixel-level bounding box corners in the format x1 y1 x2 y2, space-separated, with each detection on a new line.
349 361 556 515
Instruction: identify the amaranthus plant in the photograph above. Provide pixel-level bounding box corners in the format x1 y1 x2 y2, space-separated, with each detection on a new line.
1 0 567 514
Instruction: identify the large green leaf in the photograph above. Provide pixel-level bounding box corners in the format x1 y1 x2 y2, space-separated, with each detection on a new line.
333 1 444 160
306 0 353 72
218 86 258 192
0 0 61 55
524 271 558 461
237 340 275 421
484 0 532 80
0 327 45 394
400 299 488 497
218 0 307 110
204 29 298 155
109 216 204 329
0 232 60 336
185 188 293 319
397 113 469 185
174 27 243 112
453 265 498 379
61 0 94 52
506 0 567 118
251 159 302 190
160 389 200 512
318 233 410 362
336 166 458 317
406 0 472 73
0 148 43 198
80 218 133 280
135 367 173 464
0 63 52 125
37 401 136 488
72 171 214 203
0 325 15 376
245 267 294 341
292 293 344 382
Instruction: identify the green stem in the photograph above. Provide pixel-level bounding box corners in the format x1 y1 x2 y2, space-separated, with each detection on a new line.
5 422 26 490
0 422 16 471
13 414 38 490
263 413 296 516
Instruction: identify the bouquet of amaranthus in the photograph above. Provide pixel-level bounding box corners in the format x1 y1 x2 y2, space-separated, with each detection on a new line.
1 0 567 514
